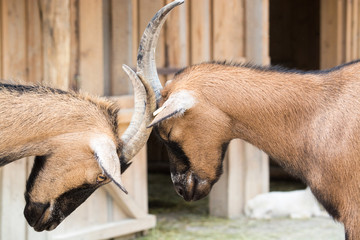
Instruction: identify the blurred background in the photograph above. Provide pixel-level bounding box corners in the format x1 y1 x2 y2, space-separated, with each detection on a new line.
0 0 357 239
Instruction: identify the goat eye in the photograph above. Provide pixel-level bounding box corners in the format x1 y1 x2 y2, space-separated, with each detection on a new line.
96 174 107 183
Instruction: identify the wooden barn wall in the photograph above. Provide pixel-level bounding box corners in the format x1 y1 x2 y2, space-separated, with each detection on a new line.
321 0 360 69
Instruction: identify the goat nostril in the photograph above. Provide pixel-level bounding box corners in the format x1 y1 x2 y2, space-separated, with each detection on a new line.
175 184 184 197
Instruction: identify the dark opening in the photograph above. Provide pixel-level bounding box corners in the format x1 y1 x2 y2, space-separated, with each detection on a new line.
270 0 320 70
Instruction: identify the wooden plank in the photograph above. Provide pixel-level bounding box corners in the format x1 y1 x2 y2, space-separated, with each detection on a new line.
190 0 211 64
110 0 134 95
358 0 360 58
212 0 245 62
132 0 139 67
1 0 27 81
165 0 189 78
243 142 269 203
27 0 43 83
245 0 270 65
345 0 352 62
320 0 345 69
102 0 111 96
104 180 147 219
351 0 359 60
0 0 28 239
79 0 104 95
69 0 80 90
39 0 71 90
51 216 156 240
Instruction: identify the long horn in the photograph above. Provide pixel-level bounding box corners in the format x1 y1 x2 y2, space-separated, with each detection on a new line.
119 0 184 163
137 0 185 104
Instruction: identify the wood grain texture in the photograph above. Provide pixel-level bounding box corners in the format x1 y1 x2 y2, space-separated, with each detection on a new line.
0 1 27 239
190 0 211 64
39 0 71 90
79 0 104 95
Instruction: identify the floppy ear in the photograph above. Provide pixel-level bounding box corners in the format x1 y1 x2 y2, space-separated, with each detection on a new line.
90 136 128 194
148 90 197 127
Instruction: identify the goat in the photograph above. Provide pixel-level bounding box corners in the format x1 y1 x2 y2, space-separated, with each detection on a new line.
0 0 183 232
134 42 360 238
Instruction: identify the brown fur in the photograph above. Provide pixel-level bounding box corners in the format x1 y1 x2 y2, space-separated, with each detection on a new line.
156 61 360 239
0 85 119 158
0 83 120 231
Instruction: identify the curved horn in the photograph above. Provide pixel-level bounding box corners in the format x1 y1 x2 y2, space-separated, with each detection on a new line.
119 0 184 163
137 0 185 104
119 65 147 145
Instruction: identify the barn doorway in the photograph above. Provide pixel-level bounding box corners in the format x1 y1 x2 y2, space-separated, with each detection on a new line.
269 0 320 180
270 0 320 70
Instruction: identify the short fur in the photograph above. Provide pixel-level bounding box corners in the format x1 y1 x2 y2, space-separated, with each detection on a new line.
0 83 127 231
154 60 360 240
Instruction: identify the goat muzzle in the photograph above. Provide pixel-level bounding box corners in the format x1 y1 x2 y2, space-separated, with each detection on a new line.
24 201 56 232
172 171 212 201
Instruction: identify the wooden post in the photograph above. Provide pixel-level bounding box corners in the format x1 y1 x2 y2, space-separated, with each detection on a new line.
39 0 71 90
0 1 28 239
27 0 43 83
351 0 359 61
110 0 135 95
209 0 269 218
69 0 80 90
320 0 360 67
320 0 345 69
190 0 211 64
212 0 246 62
245 0 270 65
165 0 189 78
78 0 104 95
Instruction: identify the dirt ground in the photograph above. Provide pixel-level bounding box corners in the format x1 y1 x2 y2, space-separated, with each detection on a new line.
138 174 345 240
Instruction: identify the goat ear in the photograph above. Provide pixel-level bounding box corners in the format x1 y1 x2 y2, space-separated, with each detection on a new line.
148 90 197 127
90 136 128 194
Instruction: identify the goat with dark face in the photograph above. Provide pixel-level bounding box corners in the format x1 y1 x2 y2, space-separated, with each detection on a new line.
145 60 360 239
0 0 184 232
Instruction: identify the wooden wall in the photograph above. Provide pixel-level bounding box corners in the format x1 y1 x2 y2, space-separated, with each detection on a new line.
321 0 360 68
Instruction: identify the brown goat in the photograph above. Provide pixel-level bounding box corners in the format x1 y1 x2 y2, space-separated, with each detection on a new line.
0 0 183 232
142 60 360 239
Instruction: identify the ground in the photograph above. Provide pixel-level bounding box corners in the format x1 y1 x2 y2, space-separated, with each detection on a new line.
137 173 345 240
